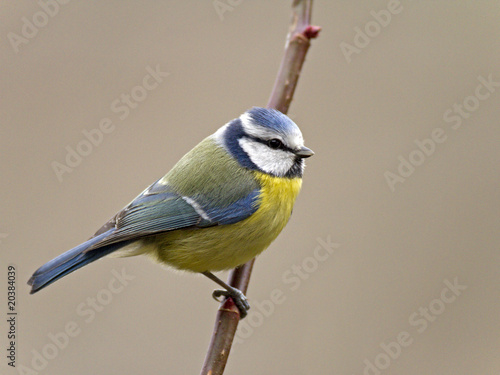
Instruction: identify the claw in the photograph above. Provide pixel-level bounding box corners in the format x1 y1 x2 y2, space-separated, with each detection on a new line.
212 289 226 302
211 288 250 319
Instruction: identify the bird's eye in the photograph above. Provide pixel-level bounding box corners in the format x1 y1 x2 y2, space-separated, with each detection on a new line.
268 139 284 150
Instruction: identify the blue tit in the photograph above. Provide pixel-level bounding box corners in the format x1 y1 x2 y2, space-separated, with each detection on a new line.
28 107 314 317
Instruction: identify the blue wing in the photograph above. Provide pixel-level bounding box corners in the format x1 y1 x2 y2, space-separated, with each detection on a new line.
89 179 260 249
28 179 260 293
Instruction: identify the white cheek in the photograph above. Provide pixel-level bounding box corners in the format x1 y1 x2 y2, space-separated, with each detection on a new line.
239 138 294 176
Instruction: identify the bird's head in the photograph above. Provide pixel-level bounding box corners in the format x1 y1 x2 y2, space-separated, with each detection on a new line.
215 107 314 178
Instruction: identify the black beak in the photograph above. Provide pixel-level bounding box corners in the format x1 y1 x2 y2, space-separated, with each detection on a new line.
294 146 314 158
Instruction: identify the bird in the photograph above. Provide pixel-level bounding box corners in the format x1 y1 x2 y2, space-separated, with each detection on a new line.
28 107 314 318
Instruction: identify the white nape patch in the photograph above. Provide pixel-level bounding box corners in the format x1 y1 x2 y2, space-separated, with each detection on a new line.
239 137 295 177
213 122 231 147
182 196 211 221
240 112 305 150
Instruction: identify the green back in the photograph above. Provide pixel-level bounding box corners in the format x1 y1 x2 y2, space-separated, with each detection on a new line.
163 136 259 207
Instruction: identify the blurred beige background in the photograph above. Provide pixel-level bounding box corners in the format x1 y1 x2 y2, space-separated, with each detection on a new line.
1 1 499 374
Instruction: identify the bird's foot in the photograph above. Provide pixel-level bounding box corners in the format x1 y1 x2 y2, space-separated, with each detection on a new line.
212 287 250 319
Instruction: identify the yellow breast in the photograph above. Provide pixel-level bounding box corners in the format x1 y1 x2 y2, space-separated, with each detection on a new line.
145 172 303 272
246 172 303 234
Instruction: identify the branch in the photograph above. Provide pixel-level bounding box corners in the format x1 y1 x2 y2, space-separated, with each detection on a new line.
200 2 320 374
268 0 321 113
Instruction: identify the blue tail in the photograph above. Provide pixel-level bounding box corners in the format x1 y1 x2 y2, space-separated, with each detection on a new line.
28 229 131 294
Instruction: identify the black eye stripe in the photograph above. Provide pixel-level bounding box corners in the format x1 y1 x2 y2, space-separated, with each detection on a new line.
245 135 294 153
268 139 284 150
